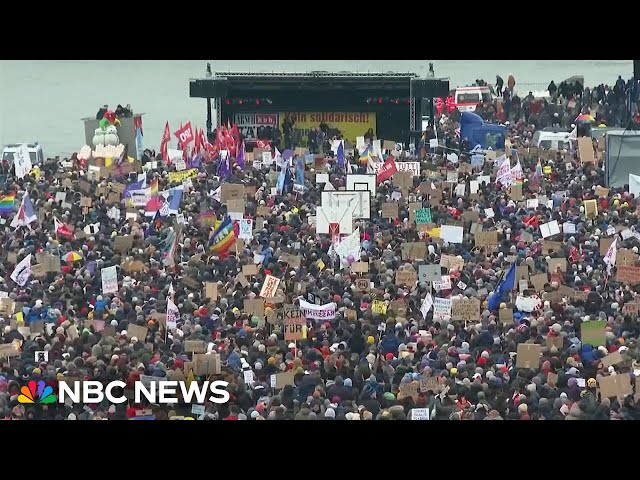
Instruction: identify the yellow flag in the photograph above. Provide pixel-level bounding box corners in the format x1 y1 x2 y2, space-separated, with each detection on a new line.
186 369 195 389
15 312 24 323
317 259 325 270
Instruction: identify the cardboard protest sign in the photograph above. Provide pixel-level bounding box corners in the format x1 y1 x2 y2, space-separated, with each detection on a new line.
275 370 296 389
192 353 221 375
0 344 19 358
242 264 259 276
397 382 419 401
204 282 218 301
396 270 418 286
127 324 148 341
401 242 427 261
283 307 306 341
622 303 640 317
499 308 514 324
351 261 369 273
226 199 245 214
577 137 596 163
602 350 624 368
355 278 370 291
440 255 464 271
451 298 480 322
462 210 480 222
419 377 439 393
542 241 563 255
617 249 638 266
616 265 640 284
184 340 206 354
510 185 523 201
279 252 301 268
114 235 134 252
547 257 567 273
529 272 548 292
181 277 202 290
595 186 609 198
583 199 598 218
598 373 632 400
121 260 147 273
516 344 542 369
407 202 422 223
382 202 398 219
221 184 245 203
244 298 265 318
257 206 272 217
474 231 498 247
581 320 606 346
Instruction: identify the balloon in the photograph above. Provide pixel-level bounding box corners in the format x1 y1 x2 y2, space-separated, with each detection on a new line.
103 110 117 124
99 118 110 130
342 258 350 266
347 255 355 265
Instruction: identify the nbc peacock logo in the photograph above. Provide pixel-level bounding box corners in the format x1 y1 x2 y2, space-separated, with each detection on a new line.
18 380 57 404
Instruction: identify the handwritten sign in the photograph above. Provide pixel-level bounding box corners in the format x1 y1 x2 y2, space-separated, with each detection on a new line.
451 298 480 322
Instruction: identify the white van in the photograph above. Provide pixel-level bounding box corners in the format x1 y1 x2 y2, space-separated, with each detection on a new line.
454 86 493 112
531 129 571 150
2 143 44 168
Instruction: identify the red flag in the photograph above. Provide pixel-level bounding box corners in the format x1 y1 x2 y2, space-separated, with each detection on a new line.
193 128 202 155
230 124 240 142
54 218 76 240
133 116 143 136
160 121 171 163
174 122 195 148
376 155 397 184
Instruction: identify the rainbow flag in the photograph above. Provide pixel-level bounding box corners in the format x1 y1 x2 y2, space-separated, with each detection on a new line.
208 216 236 254
150 178 159 197
513 178 524 187
0 192 16 216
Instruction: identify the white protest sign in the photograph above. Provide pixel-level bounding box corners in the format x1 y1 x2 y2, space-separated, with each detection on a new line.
101 266 118 294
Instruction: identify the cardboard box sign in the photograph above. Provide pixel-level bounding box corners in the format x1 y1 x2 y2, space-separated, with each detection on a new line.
389 300 407 317
355 278 370 291
244 298 265 318
351 261 369 273
382 202 399 219
397 382 419 401
181 277 202 290
439 254 464 271
221 184 245 203
516 344 542 369
499 308 514 324
546 257 567 273
226 199 245 214
242 264 259 276
204 282 218 300
127 324 149 341
601 350 624 368
598 373 632 400
529 272 548 292
283 308 306 341
542 241 563 255
80 196 92 207
599 237 614 256
121 260 147 273
257 206 272 217
275 370 296 389
419 377 439 393
451 298 481 322
184 340 206 354
192 353 221 376
401 242 427 261
622 303 640 317
474 231 498 247
408 202 422 223
395 270 418 286
461 210 480 222
114 235 134 252
577 137 596 164
0 344 20 358
279 252 301 268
